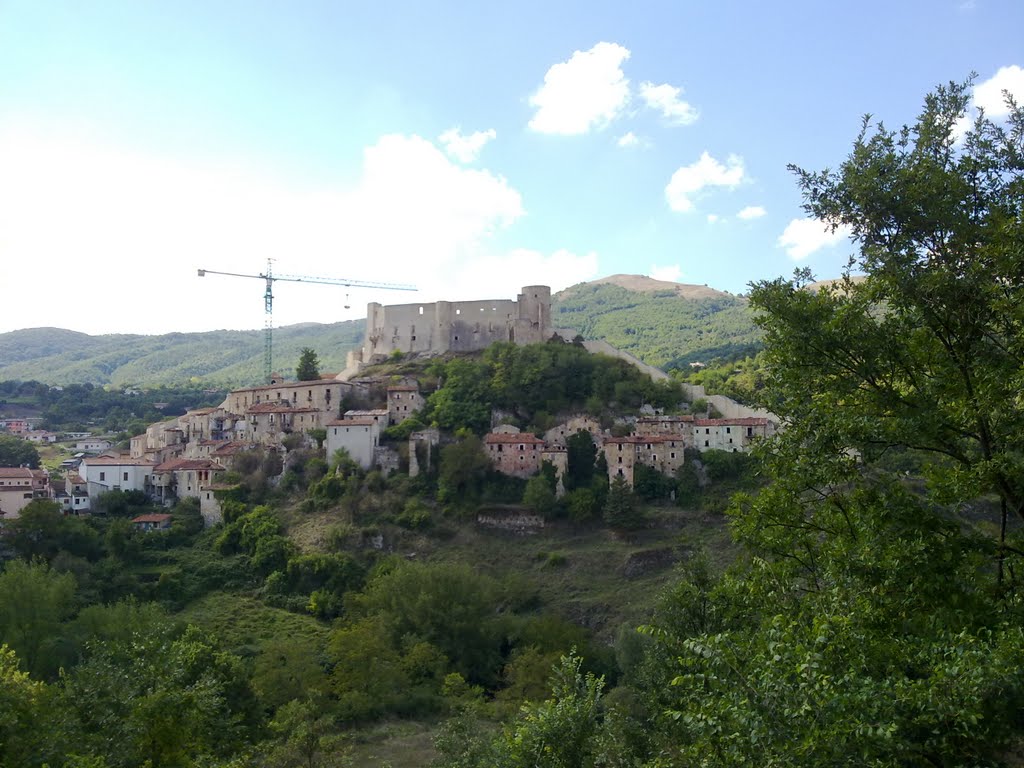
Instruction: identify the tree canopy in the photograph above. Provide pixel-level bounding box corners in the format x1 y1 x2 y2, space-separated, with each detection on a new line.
295 347 321 381
639 78 1024 766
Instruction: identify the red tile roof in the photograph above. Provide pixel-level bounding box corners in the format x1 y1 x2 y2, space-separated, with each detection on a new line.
0 467 33 479
694 417 771 427
82 457 156 467
248 402 317 414
131 514 172 524
327 418 377 427
484 433 546 445
153 459 226 472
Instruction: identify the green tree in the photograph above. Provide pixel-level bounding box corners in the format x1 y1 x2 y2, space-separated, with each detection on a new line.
438 435 491 508
0 434 40 468
0 645 60 767
59 624 261 767
495 653 608 768
564 431 597 492
602 476 642 530
296 348 321 381
0 560 76 679
523 474 557 518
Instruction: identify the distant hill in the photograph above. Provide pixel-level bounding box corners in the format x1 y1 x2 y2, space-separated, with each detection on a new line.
551 274 761 369
0 322 365 387
0 274 770 386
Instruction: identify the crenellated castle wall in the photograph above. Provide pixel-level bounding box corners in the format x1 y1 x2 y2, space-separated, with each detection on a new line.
348 286 552 372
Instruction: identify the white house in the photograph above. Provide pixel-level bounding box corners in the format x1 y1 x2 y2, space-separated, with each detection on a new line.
79 456 156 497
325 417 381 469
76 437 114 453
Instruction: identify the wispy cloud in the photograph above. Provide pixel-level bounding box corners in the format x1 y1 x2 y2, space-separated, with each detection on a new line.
665 152 745 213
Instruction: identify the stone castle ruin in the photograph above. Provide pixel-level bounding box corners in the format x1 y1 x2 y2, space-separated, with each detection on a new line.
343 285 552 376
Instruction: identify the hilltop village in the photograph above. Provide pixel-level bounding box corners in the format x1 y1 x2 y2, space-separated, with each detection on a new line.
0 285 775 524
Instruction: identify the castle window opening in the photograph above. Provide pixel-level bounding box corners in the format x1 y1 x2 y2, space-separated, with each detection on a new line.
456 309 461 315
419 306 424 315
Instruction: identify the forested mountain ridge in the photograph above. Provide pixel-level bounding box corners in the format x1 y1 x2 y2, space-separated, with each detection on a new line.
0 274 763 386
0 322 365 387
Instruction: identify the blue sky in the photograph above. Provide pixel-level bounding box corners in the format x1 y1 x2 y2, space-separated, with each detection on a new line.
1 0 1021 335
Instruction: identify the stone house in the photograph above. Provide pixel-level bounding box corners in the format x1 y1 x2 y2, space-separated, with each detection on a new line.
543 416 603 447
601 435 685 487
131 513 172 532
634 415 695 443
483 432 546 478
151 458 227 504
387 385 424 425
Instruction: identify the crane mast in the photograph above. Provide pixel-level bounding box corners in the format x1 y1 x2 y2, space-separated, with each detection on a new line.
198 259 415 383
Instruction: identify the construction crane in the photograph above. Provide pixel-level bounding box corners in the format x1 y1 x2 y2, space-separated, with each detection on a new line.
198 259 415 383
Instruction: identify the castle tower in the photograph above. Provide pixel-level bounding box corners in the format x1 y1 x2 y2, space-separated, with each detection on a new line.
517 285 552 339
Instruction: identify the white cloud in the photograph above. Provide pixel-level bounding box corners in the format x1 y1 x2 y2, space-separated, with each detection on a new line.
639 81 698 126
439 127 497 163
617 131 640 147
706 213 720 224
665 152 746 213
529 42 631 135
973 65 1024 118
777 218 852 260
954 65 1024 141
649 264 682 282
0 123 592 335
737 205 766 220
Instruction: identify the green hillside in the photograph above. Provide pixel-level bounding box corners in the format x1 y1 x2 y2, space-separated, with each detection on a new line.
551 274 761 369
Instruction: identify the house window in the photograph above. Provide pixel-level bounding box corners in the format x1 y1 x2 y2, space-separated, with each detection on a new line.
705 428 710 434
704 440 709 447
747 427 754 436
670 452 676 459
123 472 128 481
99 472 105 481
726 427 731 434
